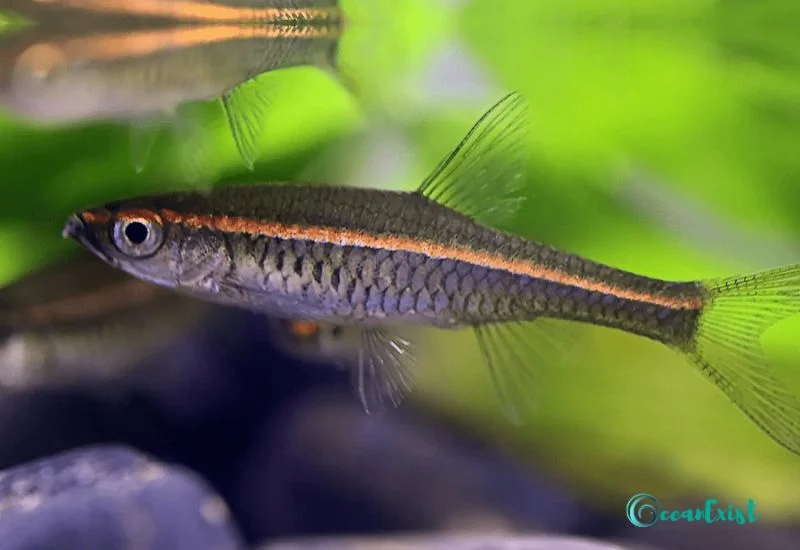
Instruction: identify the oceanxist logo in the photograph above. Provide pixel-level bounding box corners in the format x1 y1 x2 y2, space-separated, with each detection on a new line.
626 493 760 527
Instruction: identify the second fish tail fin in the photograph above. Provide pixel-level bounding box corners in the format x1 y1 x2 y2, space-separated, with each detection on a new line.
682 264 800 455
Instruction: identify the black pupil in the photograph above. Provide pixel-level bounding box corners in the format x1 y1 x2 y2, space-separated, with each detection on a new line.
124 221 149 245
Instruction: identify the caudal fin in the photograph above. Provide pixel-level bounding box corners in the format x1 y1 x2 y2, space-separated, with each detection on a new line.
686 265 800 455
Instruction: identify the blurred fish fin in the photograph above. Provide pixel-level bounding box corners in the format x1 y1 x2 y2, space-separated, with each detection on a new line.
687 265 800 456
128 119 161 174
474 318 582 423
312 33 341 81
176 244 229 286
350 325 418 415
321 34 340 72
171 108 219 195
322 44 369 110
222 77 276 171
319 0 393 109
415 91 530 231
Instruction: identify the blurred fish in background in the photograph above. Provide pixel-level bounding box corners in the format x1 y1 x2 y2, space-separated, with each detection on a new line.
0 0 347 180
0 251 214 389
267 319 362 368
0 248 371 427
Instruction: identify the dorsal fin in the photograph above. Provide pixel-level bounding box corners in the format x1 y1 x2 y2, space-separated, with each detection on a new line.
416 91 530 230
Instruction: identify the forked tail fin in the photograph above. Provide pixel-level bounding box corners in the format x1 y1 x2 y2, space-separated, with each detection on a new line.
685 265 800 455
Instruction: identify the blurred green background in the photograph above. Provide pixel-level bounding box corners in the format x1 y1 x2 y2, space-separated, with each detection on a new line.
2 0 800 522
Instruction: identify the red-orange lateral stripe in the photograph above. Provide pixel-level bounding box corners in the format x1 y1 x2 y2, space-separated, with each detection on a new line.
17 24 338 68
157 209 703 310
79 208 702 310
31 0 340 23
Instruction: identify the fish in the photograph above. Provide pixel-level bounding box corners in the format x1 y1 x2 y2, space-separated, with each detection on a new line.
62 91 800 456
0 0 344 172
2 0 341 24
0 251 214 389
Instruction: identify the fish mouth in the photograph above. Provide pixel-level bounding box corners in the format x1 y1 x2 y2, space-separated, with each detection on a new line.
62 214 85 241
62 213 117 267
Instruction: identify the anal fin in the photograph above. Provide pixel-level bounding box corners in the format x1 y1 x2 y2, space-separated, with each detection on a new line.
474 317 584 424
351 325 419 415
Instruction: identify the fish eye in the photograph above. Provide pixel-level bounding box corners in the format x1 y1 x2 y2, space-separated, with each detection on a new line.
111 213 164 258
125 221 149 244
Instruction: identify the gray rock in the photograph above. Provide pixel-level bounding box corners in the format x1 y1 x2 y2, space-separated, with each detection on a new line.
260 534 660 550
0 445 245 550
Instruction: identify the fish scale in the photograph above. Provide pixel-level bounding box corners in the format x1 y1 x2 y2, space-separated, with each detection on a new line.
215 228 700 343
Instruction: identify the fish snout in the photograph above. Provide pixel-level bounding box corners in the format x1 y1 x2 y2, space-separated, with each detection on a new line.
62 214 86 240
62 212 117 267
